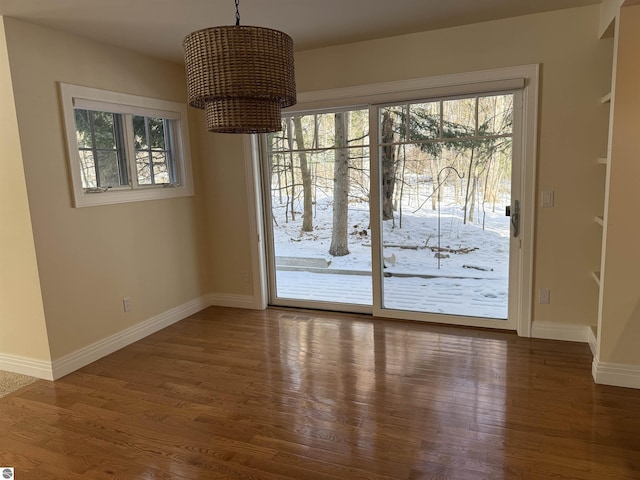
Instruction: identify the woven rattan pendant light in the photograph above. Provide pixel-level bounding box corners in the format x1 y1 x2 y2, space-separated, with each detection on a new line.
183 0 296 134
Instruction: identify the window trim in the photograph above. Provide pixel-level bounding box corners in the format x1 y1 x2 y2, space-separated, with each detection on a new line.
60 83 194 207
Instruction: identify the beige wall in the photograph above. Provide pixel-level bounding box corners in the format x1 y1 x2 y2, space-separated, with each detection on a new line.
0 17 51 362
3 18 209 360
197 132 254 296
599 4 640 365
211 5 611 327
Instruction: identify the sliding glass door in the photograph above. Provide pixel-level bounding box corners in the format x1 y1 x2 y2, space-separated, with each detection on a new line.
262 108 373 311
260 89 522 329
377 94 515 320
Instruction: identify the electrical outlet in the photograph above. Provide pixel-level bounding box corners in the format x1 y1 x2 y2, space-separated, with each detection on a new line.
123 297 132 312
539 289 550 304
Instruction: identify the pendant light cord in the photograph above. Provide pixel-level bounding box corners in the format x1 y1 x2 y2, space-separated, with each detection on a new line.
235 0 240 26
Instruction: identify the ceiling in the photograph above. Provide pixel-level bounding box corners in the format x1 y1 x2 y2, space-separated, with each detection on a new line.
0 0 601 63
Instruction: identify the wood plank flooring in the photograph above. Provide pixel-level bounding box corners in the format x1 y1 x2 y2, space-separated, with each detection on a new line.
1 306 640 479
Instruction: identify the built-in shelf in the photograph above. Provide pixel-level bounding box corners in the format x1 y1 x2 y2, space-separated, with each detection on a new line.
591 18 616 360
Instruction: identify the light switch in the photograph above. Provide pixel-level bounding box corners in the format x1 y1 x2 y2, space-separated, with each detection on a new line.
541 190 554 208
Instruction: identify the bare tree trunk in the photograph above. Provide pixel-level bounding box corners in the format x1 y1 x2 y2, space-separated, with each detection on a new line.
283 158 290 223
329 112 350 256
381 110 397 221
398 145 407 228
431 155 439 210
292 117 313 232
289 163 295 222
468 174 477 223
276 155 283 205
463 146 476 225
492 170 504 213
482 155 493 229
285 120 295 222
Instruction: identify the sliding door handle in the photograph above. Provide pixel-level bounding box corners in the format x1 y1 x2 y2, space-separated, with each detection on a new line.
508 200 520 238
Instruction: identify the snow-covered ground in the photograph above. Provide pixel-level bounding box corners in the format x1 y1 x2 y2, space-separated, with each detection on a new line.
271 189 510 319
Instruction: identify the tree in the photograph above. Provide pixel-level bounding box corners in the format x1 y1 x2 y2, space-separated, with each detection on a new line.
329 112 350 256
462 143 477 224
292 117 313 232
381 110 398 221
398 96 513 225
460 125 510 224
394 103 449 212
284 126 295 222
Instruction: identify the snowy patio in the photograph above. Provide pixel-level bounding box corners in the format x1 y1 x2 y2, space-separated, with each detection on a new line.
272 198 510 320
275 269 508 319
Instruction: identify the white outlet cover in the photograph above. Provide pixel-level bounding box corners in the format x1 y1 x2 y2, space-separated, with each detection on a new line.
539 289 550 304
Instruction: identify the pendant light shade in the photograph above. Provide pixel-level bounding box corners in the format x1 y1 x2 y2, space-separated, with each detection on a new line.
183 25 296 134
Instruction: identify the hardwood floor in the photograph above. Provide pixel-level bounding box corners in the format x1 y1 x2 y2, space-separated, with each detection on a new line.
1 306 640 479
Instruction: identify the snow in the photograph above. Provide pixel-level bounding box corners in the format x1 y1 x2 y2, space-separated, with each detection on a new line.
271 188 510 320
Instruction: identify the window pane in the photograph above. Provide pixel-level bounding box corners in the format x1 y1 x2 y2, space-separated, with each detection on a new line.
79 150 96 188
148 118 167 149
287 113 336 151
75 109 127 189
152 152 169 183
478 95 513 136
346 109 369 147
408 101 440 141
133 115 147 149
316 113 336 149
443 98 476 137
96 151 122 187
136 151 152 185
266 119 289 152
92 111 117 149
379 105 406 143
75 110 92 148
134 116 173 186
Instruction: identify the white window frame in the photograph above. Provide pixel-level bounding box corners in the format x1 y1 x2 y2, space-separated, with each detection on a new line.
60 83 194 207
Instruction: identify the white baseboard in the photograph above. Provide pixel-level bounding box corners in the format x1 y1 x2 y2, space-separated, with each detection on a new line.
531 320 590 343
207 292 262 310
1 293 262 381
50 295 210 380
0 354 54 380
587 326 598 356
593 358 640 389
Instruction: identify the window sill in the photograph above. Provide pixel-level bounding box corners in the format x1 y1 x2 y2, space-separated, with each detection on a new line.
74 184 194 207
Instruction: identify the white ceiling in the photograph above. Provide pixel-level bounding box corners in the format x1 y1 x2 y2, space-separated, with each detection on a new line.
0 0 601 63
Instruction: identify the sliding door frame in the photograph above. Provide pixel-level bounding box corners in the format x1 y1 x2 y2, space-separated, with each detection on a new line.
245 64 539 337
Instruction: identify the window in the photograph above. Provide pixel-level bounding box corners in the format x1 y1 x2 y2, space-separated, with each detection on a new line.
60 83 194 207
